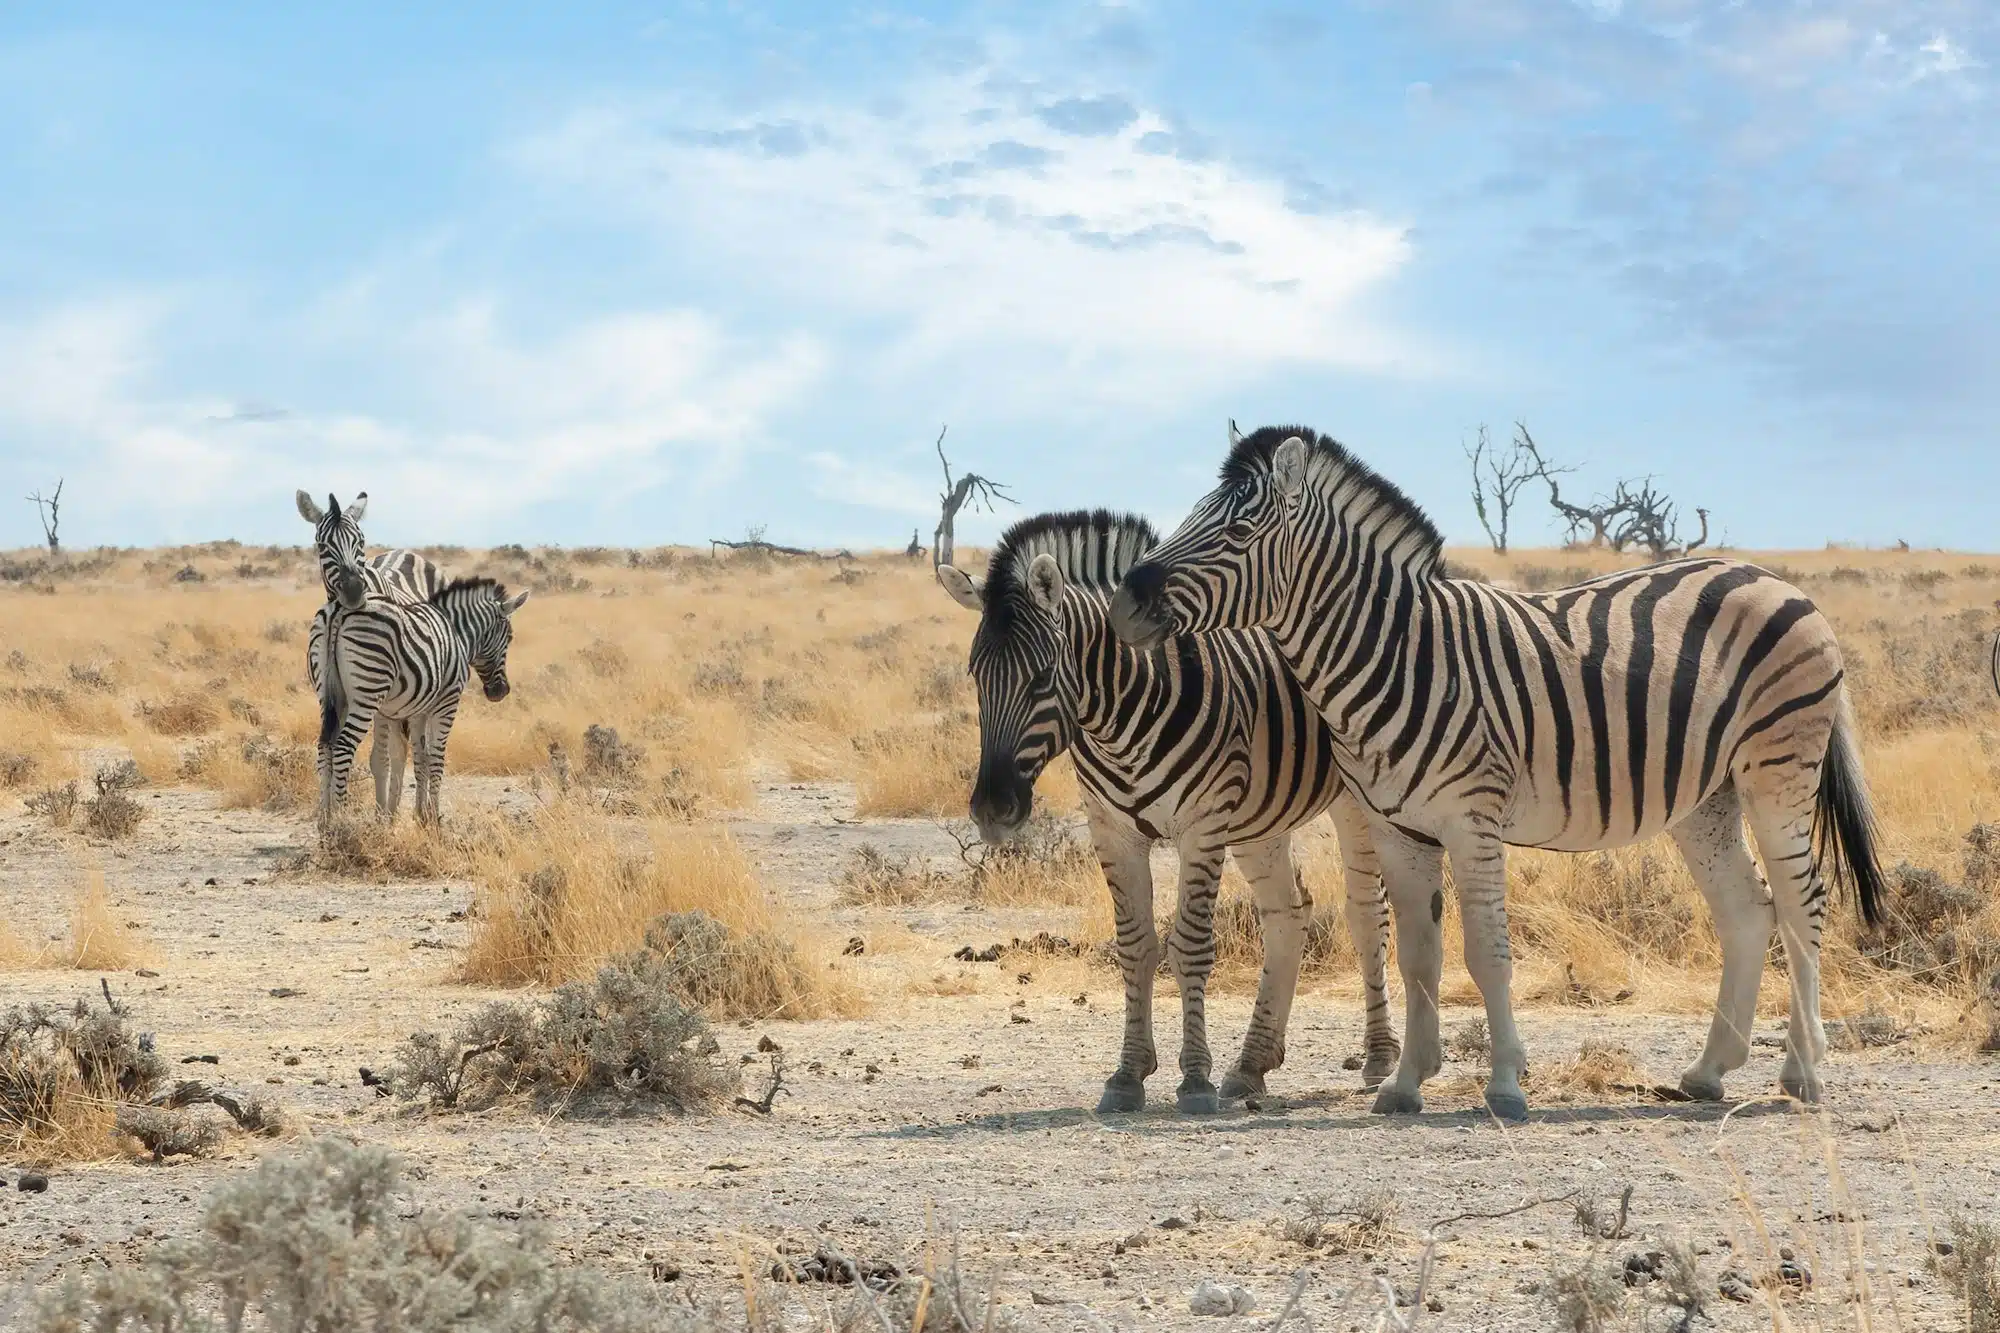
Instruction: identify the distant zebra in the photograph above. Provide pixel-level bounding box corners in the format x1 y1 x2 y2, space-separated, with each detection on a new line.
1111 425 1885 1120
316 577 529 827
938 510 1397 1115
296 490 448 816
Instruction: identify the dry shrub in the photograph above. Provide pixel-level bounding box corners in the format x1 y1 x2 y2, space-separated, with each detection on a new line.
971 813 1099 907
1548 1249 1626 1333
29 1136 683 1332
1935 1212 1999 1333
0 749 38 787
1 992 164 1164
391 924 738 1114
115 1103 225 1161
24 780 78 828
1279 1189 1398 1256
1529 1039 1651 1103
839 844 962 905
83 763 146 840
293 813 471 882
459 800 846 1020
60 869 151 971
194 732 316 811
1862 826 2000 990
142 690 219 736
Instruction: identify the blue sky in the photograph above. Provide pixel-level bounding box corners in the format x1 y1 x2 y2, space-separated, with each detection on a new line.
2 1 1994 552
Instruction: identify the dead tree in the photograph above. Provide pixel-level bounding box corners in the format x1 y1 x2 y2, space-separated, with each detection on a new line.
1516 425 1620 547
1607 478 1708 558
25 479 62 554
931 425 1014 569
1463 425 1544 554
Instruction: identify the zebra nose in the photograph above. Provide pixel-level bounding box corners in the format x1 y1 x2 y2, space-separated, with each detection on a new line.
484 677 510 701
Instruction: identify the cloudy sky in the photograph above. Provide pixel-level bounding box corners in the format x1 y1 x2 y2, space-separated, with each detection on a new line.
3 2 1994 551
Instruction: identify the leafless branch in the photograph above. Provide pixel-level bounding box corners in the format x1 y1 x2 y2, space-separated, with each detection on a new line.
734 1050 790 1114
931 425 1016 568
25 479 62 554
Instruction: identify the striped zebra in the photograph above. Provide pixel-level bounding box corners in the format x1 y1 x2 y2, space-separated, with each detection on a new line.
317 577 529 827
296 490 448 816
937 510 1397 1115
1109 424 1886 1120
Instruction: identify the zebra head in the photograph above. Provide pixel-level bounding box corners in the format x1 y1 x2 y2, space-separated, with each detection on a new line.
939 550 1078 845
434 578 532 701
1110 421 1305 650
296 488 372 610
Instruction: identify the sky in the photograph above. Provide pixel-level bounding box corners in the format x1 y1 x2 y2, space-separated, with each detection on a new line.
2 1 1995 553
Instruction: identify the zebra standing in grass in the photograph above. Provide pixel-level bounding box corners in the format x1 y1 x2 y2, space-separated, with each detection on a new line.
297 490 448 817
938 510 1398 1114
317 577 529 827
1110 425 1885 1120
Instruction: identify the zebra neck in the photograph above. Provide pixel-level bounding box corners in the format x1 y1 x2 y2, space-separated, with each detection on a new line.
1273 538 1440 736
1061 589 1169 740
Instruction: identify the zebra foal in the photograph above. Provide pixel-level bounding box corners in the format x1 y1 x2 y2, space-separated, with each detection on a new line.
317 577 529 828
1111 424 1886 1120
296 489 448 817
939 510 1397 1114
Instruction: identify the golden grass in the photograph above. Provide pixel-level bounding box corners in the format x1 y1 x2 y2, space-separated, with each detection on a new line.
6 538 2000 1028
59 868 152 972
458 797 854 1020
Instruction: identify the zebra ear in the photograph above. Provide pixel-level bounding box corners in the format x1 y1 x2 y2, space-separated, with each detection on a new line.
1228 419 1243 448
1026 552 1065 611
1272 436 1308 499
501 589 531 615
296 490 325 524
347 492 369 524
936 564 984 612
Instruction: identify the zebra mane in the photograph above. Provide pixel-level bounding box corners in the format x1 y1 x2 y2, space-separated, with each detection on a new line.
431 576 509 604
1222 424 1445 579
981 509 1158 628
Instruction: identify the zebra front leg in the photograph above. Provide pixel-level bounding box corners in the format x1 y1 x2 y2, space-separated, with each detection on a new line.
383 720 411 820
1667 783 1774 1100
1447 824 1530 1122
1218 835 1308 1102
367 723 395 819
1167 840 1227 1114
1088 807 1160 1114
1330 795 1399 1087
1371 826 1446 1115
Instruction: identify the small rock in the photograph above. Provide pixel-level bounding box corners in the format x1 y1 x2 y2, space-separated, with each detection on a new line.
18 1172 49 1193
757 1035 780 1053
268 987 303 999
1029 1291 1067 1306
1718 1270 1756 1303
1777 1258 1811 1289
1157 1216 1190 1231
842 936 865 956
1073 993 1088 1006
650 1261 681 1282
135 968 159 978
1779 1244 1796 1261
1514 1278 1541 1296
1342 1054 1364 1071
1625 1251 1665 1287
1010 1013 1031 1025
1189 1281 1255 1316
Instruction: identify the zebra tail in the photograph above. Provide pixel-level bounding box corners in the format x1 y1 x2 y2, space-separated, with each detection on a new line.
1991 629 2000 699
1812 684 1885 929
318 616 347 749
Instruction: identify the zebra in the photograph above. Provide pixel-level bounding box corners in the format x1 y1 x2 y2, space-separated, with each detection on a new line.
937 510 1398 1115
296 490 448 816
1109 424 1885 1120
316 576 529 827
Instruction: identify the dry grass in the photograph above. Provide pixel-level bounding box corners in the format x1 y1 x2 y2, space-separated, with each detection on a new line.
5 540 2000 1028
458 797 853 1020
57 868 152 972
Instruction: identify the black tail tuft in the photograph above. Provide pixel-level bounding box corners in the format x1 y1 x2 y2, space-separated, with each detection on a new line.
1813 691 1885 929
319 697 340 749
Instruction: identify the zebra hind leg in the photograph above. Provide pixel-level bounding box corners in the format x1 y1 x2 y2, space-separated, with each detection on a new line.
1743 795 1832 1104
1218 835 1309 1102
1666 783 1773 1101
1167 843 1227 1115
1370 828 1446 1116
1088 810 1159 1114
1330 795 1400 1088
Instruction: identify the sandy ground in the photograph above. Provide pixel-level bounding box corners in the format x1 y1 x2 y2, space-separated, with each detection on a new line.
2 776 1997 1331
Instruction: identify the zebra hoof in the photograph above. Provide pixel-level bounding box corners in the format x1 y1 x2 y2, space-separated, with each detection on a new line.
1176 1081 1220 1116
1780 1069 1823 1105
1677 1069 1726 1102
1484 1087 1531 1123
1362 1047 1400 1090
1096 1075 1146 1115
1218 1069 1265 1100
1371 1085 1424 1116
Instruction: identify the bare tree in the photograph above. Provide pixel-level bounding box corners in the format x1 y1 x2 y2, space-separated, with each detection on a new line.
931 425 1014 569
25 479 62 554
1515 424 1709 558
1515 425 1620 547
1463 425 1546 554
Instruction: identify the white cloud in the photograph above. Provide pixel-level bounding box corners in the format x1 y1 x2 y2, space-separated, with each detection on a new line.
508 69 1425 412
805 450 938 519
0 296 825 542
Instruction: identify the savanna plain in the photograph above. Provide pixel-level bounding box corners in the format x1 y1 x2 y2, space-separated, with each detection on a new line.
3 538 1999 1332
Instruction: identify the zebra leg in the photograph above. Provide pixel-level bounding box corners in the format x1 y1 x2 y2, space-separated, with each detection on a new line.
1330 795 1399 1087
1667 782 1774 1101
1370 826 1446 1116
1167 841 1227 1115
1743 794 1831 1104
384 720 411 820
368 723 394 818
1218 834 1308 1101
1445 825 1530 1122
318 706 372 830
1088 806 1160 1114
